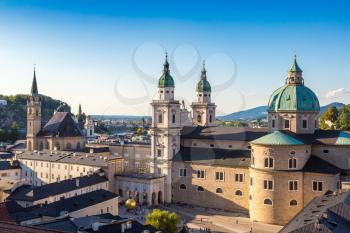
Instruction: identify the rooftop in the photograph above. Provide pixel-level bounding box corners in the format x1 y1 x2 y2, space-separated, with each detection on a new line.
0 160 20 170
251 131 304 146
280 191 350 233
16 150 121 167
9 190 118 222
8 173 108 202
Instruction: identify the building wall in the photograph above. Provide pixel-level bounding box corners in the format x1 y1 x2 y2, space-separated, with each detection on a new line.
268 112 319 134
69 196 119 217
172 162 250 212
18 159 101 186
182 138 251 150
312 145 350 170
37 136 85 151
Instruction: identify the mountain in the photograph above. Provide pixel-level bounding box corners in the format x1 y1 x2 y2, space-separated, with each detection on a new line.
0 94 70 136
219 102 346 121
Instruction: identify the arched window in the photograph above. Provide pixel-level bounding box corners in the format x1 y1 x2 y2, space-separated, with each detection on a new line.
209 115 212 123
172 114 176 124
39 141 44 151
290 199 298 206
249 195 252 200
158 113 163 124
235 190 243 196
118 189 123 197
55 142 60 151
197 114 202 123
288 158 297 169
264 157 274 168
216 188 223 194
264 198 273 205
180 184 187 190
66 143 72 150
197 186 204 192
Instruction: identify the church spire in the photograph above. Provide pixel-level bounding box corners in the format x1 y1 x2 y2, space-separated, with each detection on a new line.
31 65 39 96
287 54 304 85
163 52 170 74
201 61 207 80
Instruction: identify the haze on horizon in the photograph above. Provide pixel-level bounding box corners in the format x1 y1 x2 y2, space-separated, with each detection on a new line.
0 0 349 116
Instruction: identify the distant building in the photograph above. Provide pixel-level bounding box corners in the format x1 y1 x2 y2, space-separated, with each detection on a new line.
26 68 85 151
0 99 7 106
0 160 22 202
8 173 108 207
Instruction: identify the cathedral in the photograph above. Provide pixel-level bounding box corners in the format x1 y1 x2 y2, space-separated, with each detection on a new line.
24 55 350 226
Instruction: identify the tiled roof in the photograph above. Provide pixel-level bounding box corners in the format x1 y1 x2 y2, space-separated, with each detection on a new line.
8 174 108 202
181 126 268 141
0 161 20 170
36 112 83 137
303 155 341 175
0 221 64 233
10 190 118 222
173 146 251 167
251 131 304 145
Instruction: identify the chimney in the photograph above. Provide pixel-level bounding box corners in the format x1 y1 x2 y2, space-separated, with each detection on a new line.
76 178 80 187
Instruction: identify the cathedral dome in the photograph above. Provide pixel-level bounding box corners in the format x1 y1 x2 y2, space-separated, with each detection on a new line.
268 83 320 112
268 56 320 113
158 53 175 88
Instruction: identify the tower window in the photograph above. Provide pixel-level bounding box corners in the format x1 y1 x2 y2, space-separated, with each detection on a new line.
302 120 307 129
172 114 176 124
157 149 162 157
272 119 275 128
284 119 290 129
209 115 212 123
264 157 274 168
197 114 202 123
35 109 39 116
158 113 163 124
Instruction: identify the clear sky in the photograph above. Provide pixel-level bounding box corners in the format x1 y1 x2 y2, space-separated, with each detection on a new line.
0 0 349 116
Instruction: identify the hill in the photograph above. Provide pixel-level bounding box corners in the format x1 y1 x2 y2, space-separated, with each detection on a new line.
0 94 70 139
219 102 345 121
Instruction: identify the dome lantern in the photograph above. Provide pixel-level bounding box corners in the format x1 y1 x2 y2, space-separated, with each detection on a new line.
158 52 175 88
196 61 212 92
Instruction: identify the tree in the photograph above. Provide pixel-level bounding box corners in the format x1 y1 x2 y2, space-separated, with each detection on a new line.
136 127 144 135
145 209 181 233
320 106 339 129
335 106 350 131
9 122 20 142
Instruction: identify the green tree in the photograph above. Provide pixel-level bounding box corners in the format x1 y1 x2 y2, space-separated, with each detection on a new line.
320 106 339 130
136 127 144 135
145 209 181 233
335 106 350 131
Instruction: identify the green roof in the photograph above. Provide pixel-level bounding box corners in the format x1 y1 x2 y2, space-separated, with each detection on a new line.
289 55 303 72
197 79 211 92
335 131 350 145
158 54 175 88
31 68 39 96
251 131 304 145
268 84 320 112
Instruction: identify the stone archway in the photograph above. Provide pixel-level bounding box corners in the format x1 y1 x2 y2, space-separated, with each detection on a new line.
152 192 157 206
142 192 148 206
158 191 163 204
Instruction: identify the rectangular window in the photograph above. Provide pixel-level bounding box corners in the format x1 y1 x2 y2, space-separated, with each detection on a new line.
288 158 297 169
215 171 224 181
272 119 275 128
179 168 187 177
289 180 298 191
312 181 323 192
264 157 274 168
284 119 290 129
157 149 162 157
302 120 307 129
196 170 205 179
235 173 244 182
158 113 163 124
263 180 273 190
172 114 176 124
250 177 253 186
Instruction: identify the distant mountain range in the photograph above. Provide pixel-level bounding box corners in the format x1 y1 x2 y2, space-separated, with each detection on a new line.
218 102 346 121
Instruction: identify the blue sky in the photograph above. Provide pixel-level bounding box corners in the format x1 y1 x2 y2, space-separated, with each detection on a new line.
0 0 349 116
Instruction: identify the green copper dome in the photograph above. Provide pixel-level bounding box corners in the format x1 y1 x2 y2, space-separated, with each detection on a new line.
196 62 211 92
158 53 175 88
268 84 320 112
251 131 304 145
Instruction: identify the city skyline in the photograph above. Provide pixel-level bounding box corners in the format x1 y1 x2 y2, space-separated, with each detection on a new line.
0 0 349 115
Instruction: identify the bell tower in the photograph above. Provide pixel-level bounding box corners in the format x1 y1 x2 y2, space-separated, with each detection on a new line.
150 53 181 203
191 62 216 126
27 67 42 151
